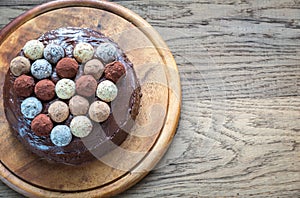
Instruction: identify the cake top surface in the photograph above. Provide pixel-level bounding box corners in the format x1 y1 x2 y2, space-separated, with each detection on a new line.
4 27 141 165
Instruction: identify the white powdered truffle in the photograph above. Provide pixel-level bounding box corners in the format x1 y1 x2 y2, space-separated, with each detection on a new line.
96 80 118 102
73 42 94 63
70 116 93 138
88 101 110 122
23 40 44 60
55 79 76 99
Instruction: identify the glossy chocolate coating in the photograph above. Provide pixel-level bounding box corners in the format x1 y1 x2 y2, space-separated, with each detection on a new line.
3 27 141 165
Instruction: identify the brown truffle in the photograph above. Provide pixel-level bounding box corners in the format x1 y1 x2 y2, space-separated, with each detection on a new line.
31 114 53 136
84 59 104 80
48 101 69 123
76 75 97 97
104 61 126 83
34 79 55 101
13 75 35 97
56 57 79 78
69 95 90 116
10 56 31 76
89 101 110 122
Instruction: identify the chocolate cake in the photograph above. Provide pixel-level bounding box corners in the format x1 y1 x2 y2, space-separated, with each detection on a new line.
3 27 141 165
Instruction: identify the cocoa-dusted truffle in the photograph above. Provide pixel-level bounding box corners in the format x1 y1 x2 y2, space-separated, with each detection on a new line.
13 75 35 97
104 61 126 83
84 59 104 80
56 58 78 79
75 75 97 97
34 79 55 101
10 56 31 76
31 114 53 136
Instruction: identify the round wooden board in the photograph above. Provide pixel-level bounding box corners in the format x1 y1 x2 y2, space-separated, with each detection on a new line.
0 0 181 197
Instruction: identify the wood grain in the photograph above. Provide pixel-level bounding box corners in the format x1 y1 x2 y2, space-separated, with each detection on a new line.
1 0 300 197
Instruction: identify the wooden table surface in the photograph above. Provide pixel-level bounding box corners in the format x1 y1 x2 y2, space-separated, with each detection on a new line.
0 0 299 197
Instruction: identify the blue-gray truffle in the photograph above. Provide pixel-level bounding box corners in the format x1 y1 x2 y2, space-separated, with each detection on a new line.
50 125 72 147
43 44 65 64
21 97 43 119
95 43 118 64
31 59 52 79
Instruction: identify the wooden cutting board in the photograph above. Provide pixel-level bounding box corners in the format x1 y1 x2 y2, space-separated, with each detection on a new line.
0 0 181 197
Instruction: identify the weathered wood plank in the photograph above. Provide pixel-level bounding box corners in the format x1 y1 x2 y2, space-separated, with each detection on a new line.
119 97 300 197
1 0 300 197
2 1 299 99
0 0 50 6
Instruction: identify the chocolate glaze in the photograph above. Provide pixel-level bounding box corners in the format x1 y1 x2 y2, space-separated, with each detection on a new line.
3 27 141 165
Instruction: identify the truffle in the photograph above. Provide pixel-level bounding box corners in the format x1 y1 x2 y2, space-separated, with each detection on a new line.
75 75 97 97
50 125 72 147
21 97 43 119
13 75 35 97
31 59 52 79
96 80 118 102
31 114 53 136
44 44 65 64
104 61 126 83
73 42 94 63
34 79 55 101
84 59 104 80
56 57 79 79
48 101 69 123
69 95 90 116
70 116 93 138
89 101 110 122
95 43 118 64
23 40 44 60
9 56 31 76
55 79 76 99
